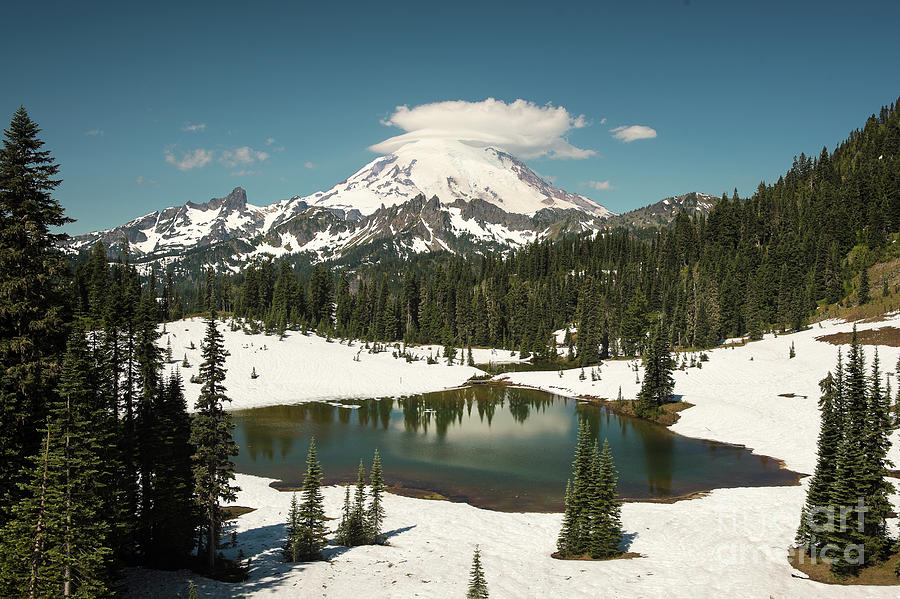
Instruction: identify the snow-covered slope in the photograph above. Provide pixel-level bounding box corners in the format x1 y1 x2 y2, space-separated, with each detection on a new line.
127 314 900 598
305 139 610 217
64 139 611 264
63 187 330 257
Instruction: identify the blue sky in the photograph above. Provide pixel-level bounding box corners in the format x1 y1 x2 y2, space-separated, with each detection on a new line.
2 0 899 235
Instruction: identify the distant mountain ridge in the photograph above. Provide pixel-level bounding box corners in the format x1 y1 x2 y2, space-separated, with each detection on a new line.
63 140 616 267
63 142 716 270
606 192 717 230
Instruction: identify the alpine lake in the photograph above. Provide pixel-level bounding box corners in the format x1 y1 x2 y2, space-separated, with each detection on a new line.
231 383 800 512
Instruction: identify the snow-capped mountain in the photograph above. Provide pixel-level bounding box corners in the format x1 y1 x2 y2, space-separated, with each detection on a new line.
306 139 610 217
64 187 319 257
64 140 613 266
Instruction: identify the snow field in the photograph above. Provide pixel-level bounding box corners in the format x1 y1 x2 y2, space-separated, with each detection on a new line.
133 314 900 597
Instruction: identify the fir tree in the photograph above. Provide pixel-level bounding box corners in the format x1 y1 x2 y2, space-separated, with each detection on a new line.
338 460 371 547
557 420 593 556
588 440 623 559
191 311 239 572
292 438 328 560
368 450 385 542
0 330 113 597
466 545 489 599
282 493 302 562
796 330 896 576
146 371 196 568
556 479 576 555
557 423 623 559
335 485 352 546
635 323 675 418
796 371 841 553
0 107 71 524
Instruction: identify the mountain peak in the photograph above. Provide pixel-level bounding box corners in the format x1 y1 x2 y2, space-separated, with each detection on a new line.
305 139 612 218
187 187 248 212
606 191 717 230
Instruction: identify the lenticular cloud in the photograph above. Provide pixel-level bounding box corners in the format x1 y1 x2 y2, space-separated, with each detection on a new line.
369 98 596 160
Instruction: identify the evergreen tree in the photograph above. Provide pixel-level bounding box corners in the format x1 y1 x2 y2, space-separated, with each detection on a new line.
335 485 352 546
191 311 239 571
556 479 576 554
557 423 624 559
0 107 71 524
291 438 328 560
466 545 489 599
368 450 385 542
338 460 371 547
588 440 623 559
796 330 896 576
557 420 593 556
282 493 302 562
0 330 113 597
796 371 841 553
635 323 675 418
145 371 196 568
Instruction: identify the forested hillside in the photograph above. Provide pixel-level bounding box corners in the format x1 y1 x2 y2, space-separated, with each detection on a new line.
77 97 900 361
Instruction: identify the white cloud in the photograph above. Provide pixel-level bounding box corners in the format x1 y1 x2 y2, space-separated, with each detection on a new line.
182 123 206 132
220 146 269 167
164 147 213 171
610 125 657 143
136 176 158 186
229 169 258 177
304 161 315 169
84 129 103 136
369 98 596 160
599 117 607 125
587 180 613 190
265 137 276 145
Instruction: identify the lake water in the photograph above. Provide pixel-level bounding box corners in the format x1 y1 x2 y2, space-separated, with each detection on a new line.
231 386 798 511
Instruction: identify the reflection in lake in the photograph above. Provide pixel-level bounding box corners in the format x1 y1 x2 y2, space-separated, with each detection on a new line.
232 386 799 511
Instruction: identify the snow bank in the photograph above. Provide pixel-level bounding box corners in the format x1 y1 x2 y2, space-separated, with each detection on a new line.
125 474 898 598
503 315 900 474
130 315 900 597
162 318 497 412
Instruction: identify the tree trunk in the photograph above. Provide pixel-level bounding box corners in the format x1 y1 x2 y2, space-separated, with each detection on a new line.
207 501 216 572
29 429 51 599
63 394 71 596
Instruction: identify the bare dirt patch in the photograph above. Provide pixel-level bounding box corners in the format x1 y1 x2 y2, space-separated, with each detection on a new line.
222 505 256 519
788 550 900 585
583 398 694 426
551 551 642 562
816 326 900 347
385 486 451 502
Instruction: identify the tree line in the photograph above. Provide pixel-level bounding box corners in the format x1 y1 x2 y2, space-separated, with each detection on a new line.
0 107 241 596
95 96 900 365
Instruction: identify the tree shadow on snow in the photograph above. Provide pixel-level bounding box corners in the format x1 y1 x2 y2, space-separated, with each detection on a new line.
381 524 417 541
619 531 638 552
225 522 311 595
